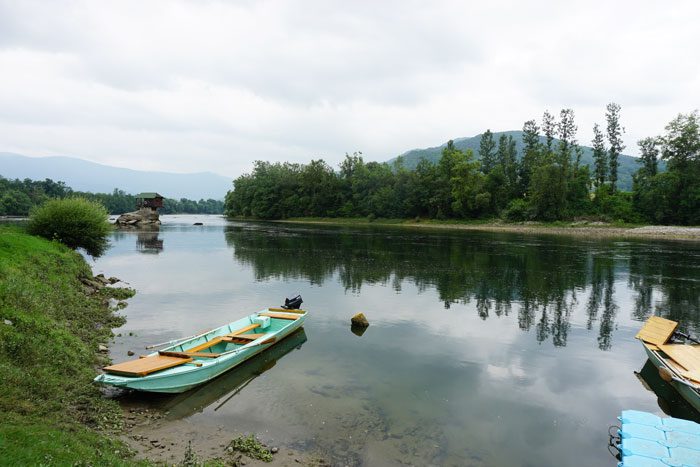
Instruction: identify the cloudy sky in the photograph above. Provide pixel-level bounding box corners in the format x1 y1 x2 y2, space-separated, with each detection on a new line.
0 0 698 177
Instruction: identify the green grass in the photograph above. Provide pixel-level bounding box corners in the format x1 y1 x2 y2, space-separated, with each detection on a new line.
0 225 140 465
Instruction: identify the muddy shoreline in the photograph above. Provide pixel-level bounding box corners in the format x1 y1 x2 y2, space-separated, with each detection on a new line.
118 401 328 466
273 219 700 241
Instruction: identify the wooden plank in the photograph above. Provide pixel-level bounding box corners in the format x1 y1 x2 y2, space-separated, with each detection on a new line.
659 344 700 372
229 333 267 341
268 307 306 314
682 370 700 384
258 312 299 321
159 351 222 359
635 316 678 345
104 355 192 377
186 323 261 353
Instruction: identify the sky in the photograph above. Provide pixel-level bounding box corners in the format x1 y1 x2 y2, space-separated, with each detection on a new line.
0 0 698 178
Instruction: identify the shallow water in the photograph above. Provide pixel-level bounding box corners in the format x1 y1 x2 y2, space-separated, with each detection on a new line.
94 215 700 466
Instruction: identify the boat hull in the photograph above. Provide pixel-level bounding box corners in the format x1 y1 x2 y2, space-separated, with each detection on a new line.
95 311 305 393
643 344 700 414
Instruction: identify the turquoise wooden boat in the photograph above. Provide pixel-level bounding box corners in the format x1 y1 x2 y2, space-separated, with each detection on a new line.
94 308 307 393
636 316 700 413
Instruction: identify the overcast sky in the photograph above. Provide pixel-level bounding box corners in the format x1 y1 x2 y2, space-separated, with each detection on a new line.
0 0 698 177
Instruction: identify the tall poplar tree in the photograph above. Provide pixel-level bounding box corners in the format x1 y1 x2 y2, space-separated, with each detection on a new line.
542 111 556 153
591 123 607 187
606 103 625 192
520 120 541 194
478 130 496 174
557 108 577 172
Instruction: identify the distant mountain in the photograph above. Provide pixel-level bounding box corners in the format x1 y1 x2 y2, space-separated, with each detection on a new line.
389 131 657 191
0 153 232 200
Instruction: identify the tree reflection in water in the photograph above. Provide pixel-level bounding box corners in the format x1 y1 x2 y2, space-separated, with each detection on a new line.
225 224 699 349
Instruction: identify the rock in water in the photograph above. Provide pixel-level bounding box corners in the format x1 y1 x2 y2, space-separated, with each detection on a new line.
115 208 161 227
351 312 369 327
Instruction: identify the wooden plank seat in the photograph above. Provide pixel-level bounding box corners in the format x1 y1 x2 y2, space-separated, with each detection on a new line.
185 323 261 353
258 312 299 321
635 316 678 346
659 344 700 372
103 355 193 377
268 307 306 314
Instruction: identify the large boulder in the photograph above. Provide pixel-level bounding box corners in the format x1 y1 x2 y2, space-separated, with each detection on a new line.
115 208 160 227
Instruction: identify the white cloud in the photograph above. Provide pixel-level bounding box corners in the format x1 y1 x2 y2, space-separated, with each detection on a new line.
0 0 698 177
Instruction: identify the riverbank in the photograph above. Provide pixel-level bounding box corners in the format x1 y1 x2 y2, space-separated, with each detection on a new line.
0 226 325 466
270 218 700 241
0 226 134 464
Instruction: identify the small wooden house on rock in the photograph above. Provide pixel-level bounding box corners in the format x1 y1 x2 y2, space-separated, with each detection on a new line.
115 192 165 227
135 192 164 211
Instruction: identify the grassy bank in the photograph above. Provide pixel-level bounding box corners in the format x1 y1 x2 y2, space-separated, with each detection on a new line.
0 226 137 465
264 217 700 240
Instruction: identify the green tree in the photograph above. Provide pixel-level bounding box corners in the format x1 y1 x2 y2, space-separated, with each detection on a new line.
606 103 625 193
542 111 556 153
27 198 111 257
478 130 496 174
637 137 659 177
591 123 607 187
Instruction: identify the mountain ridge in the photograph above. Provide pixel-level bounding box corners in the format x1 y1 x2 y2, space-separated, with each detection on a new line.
0 152 232 200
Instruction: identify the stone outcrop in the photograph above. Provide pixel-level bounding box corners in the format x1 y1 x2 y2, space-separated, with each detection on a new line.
116 208 161 227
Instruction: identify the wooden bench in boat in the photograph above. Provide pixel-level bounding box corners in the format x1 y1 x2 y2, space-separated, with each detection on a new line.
258 312 299 321
103 355 193 377
659 344 700 373
103 323 263 377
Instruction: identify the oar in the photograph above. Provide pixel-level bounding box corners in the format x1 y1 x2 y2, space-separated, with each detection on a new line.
145 329 211 349
659 367 700 389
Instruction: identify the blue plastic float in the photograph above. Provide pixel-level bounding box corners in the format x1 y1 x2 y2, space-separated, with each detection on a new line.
615 410 700 467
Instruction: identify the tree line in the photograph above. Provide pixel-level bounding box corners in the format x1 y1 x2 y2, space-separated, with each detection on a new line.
225 106 699 225
0 178 224 216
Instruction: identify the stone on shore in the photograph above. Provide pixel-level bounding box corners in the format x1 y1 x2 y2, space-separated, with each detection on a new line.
351 312 369 327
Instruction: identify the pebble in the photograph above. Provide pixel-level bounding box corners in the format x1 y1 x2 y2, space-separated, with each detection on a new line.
98 344 108 352
3 319 13 326
271 447 279 454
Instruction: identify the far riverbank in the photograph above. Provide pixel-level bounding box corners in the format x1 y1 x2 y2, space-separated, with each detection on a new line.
269 218 700 241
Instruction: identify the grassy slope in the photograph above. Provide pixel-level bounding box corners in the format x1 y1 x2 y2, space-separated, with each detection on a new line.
0 226 138 465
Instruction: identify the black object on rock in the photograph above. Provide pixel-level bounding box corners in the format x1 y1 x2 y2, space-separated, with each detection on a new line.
282 295 303 309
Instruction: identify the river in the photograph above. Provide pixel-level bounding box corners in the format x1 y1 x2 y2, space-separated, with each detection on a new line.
93 214 700 466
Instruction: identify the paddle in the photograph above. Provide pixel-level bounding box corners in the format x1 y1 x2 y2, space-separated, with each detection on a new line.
658 367 699 389
145 328 211 349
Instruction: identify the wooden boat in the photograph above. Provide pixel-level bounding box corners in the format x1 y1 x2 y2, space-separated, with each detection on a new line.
636 316 700 413
94 308 307 393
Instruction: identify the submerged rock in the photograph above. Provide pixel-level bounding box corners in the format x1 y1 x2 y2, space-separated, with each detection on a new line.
351 324 368 336
351 312 369 328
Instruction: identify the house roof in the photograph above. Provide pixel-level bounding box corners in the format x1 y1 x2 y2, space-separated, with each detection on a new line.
135 192 164 199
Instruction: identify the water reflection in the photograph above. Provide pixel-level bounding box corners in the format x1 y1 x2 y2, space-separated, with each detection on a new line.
635 360 700 423
136 231 164 254
120 329 307 419
224 224 700 349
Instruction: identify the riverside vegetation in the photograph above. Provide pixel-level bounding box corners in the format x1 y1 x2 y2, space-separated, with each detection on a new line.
225 107 699 226
0 177 224 217
0 225 139 464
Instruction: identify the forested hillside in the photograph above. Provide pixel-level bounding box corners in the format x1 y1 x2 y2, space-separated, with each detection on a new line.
225 107 699 226
388 131 658 191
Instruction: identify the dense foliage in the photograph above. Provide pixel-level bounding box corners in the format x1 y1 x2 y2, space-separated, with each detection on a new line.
0 178 224 216
225 107 699 225
27 198 111 257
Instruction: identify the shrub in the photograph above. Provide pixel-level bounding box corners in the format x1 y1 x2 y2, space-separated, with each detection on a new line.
502 199 531 222
27 198 111 257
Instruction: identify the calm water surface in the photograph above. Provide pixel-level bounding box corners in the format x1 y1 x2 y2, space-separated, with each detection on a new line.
93 215 700 466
